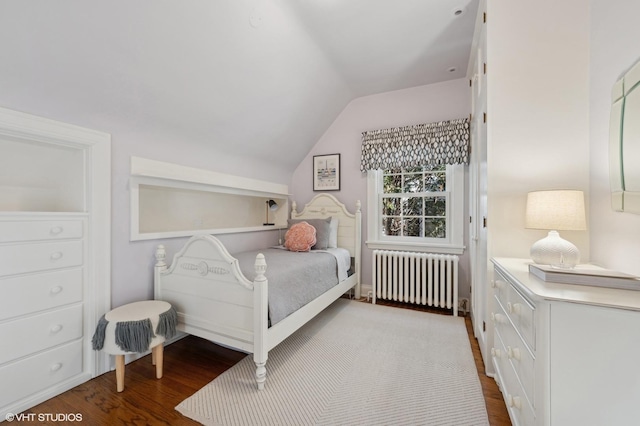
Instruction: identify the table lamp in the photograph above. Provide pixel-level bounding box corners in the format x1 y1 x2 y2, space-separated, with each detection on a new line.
525 190 586 268
263 199 278 226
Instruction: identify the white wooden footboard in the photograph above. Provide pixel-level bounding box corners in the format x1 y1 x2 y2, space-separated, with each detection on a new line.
154 235 269 388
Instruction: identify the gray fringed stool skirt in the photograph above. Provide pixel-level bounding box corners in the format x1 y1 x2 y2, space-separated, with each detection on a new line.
91 300 177 392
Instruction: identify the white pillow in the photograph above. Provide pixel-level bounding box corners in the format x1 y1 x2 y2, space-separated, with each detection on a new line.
328 217 339 248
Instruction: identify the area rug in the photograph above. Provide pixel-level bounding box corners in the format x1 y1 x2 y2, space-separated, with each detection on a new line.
176 299 489 426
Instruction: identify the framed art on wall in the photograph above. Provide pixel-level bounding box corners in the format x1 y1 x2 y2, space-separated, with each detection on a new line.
313 153 340 191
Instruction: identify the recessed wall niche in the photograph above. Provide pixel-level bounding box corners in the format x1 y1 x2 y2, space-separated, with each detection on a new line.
130 157 289 241
0 137 85 212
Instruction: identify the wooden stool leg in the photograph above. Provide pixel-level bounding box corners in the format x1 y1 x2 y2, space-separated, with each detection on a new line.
152 344 164 379
115 355 125 392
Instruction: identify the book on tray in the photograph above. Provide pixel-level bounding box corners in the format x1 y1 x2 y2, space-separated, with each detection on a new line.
528 263 640 291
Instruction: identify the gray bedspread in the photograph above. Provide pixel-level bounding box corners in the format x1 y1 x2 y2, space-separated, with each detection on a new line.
234 248 339 326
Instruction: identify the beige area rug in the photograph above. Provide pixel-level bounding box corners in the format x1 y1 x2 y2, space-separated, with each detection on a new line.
176 299 489 426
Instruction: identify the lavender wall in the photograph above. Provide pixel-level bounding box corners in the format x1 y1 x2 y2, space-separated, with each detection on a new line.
290 79 472 298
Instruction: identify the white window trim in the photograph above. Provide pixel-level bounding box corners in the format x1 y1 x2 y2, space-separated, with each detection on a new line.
366 165 465 254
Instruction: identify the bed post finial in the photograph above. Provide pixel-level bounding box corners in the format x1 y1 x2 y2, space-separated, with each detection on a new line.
356 199 361 212
291 200 298 215
154 245 168 300
155 245 167 269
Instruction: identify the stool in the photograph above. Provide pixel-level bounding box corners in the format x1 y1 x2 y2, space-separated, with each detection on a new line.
92 300 177 392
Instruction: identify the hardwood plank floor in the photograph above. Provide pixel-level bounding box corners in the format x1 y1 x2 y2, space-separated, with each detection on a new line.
23 301 510 425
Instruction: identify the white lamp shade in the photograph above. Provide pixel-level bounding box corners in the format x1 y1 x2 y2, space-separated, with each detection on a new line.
525 190 586 231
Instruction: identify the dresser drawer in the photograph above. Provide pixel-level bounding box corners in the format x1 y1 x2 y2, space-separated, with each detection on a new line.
494 298 535 408
0 240 83 277
0 269 83 321
507 284 536 350
0 339 83 408
0 304 83 365
493 329 536 426
492 271 509 305
0 219 83 243
495 268 536 350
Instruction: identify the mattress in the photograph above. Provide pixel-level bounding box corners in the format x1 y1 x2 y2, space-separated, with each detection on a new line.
234 247 351 325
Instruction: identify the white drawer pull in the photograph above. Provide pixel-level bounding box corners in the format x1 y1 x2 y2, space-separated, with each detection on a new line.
507 346 521 361
491 313 506 324
507 394 522 410
50 226 63 235
50 324 63 333
491 280 504 289
491 347 502 358
50 251 63 261
507 302 522 315
50 363 63 372
50 286 63 294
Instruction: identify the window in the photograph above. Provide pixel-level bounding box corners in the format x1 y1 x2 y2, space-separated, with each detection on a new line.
367 164 465 254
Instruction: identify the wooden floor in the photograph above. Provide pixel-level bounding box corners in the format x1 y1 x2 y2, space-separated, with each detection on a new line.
24 301 511 425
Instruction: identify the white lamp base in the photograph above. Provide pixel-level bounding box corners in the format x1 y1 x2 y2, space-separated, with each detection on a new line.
530 230 580 268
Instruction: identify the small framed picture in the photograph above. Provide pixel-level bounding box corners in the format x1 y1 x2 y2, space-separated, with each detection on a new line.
313 154 340 191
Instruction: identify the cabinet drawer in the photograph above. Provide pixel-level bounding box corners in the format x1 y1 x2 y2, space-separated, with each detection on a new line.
494 299 535 408
493 330 535 426
0 340 83 408
493 270 509 306
0 240 83 277
0 220 83 243
495 268 536 351
507 284 536 350
0 269 83 321
0 304 83 365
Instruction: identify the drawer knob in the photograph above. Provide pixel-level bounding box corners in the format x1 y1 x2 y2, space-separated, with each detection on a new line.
50 226 63 235
50 324 63 333
50 286 63 294
491 347 502 358
507 346 522 361
50 251 63 261
50 363 63 372
507 302 522 314
507 394 522 410
492 313 506 324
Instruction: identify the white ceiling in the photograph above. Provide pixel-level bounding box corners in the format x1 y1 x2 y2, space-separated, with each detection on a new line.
0 0 478 171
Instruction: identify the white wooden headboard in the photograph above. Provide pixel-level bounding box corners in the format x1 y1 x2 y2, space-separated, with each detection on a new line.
290 194 361 260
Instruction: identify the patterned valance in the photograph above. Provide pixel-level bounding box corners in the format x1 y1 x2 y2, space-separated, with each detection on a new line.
360 118 470 172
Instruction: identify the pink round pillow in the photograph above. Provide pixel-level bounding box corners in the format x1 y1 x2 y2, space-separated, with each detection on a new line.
284 221 317 252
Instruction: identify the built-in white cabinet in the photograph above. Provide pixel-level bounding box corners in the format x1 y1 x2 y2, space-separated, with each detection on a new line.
491 258 640 425
0 107 110 419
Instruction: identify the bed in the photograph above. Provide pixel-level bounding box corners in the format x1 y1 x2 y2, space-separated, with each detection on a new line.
153 194 361 390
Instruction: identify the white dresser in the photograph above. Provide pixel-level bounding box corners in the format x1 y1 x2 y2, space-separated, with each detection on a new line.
0 107 111 419
490 258 640 425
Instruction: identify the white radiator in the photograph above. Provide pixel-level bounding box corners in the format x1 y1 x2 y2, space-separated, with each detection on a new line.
372 250 459 316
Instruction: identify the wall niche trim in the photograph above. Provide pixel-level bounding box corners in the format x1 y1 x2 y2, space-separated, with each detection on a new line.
130 157 289 241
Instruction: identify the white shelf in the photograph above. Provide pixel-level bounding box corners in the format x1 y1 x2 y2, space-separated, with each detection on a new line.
130 157 290 241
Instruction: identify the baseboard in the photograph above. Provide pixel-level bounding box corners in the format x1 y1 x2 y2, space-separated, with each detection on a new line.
360 283 373 300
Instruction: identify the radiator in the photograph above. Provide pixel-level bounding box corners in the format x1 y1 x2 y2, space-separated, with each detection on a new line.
372 250 459 316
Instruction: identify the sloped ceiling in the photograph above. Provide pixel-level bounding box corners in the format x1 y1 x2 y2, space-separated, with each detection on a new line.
0 0 477 171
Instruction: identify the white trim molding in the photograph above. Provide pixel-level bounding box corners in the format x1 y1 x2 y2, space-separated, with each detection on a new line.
366 165 465 254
